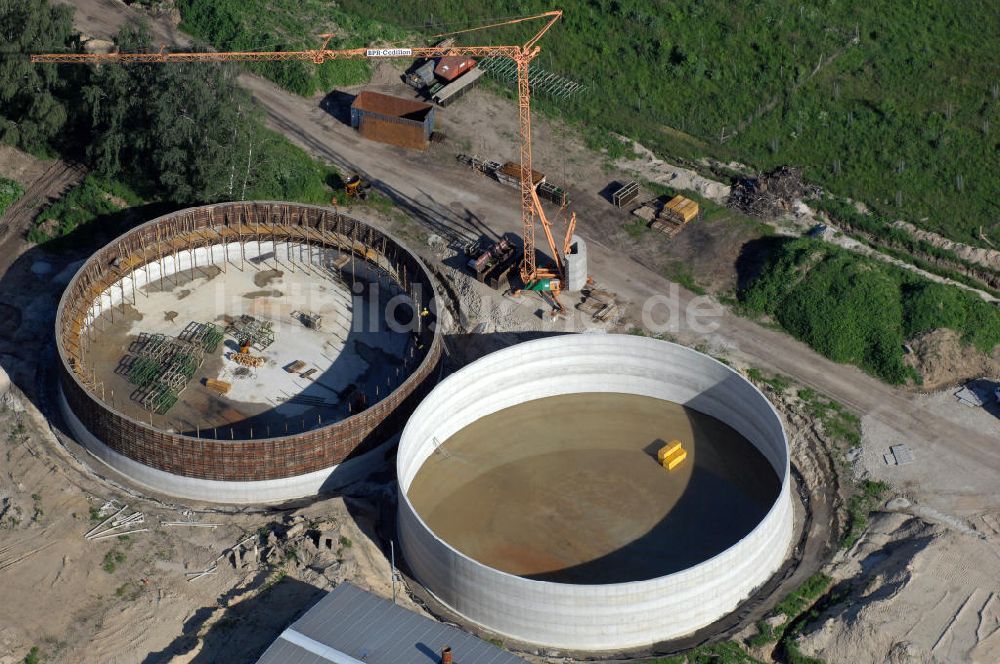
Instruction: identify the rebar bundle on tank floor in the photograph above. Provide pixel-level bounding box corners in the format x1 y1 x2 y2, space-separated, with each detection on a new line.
179 321 225 352
121 333 204 414
226 315 274 351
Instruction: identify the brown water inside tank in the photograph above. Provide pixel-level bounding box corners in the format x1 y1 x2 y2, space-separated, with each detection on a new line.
406 392 780 584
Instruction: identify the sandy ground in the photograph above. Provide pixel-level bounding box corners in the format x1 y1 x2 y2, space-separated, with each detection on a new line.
859 389 1000 516
795 512 1000 663
0 146 51 186
408 393 777 583
893 220 1000 273
0 376 418 664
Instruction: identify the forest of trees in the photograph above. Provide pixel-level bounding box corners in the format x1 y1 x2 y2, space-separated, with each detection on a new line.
0 0 80 155
0 0 338 242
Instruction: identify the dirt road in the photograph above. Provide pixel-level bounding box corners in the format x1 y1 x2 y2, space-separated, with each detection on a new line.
0 160 86 271
58 0 1000 519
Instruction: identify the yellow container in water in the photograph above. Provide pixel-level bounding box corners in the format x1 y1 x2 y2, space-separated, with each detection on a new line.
657 440 683 463
664 449 688 470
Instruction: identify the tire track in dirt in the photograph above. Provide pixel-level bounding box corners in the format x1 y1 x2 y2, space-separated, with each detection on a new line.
0 160 86 236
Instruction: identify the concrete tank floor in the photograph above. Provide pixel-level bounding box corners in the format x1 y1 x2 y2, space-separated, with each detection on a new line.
407 393 780 584
84 250 412 438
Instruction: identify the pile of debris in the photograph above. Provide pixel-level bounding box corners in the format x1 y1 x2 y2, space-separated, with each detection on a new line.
85 503 147 540
728 166 819 219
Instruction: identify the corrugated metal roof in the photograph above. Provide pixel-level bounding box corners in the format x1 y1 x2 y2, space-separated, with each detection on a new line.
433 67 484 103
351 91 433 120
256 583 528 664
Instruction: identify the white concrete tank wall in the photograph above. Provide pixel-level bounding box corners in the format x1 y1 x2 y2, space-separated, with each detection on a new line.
397 334 793 651
58 388 393 504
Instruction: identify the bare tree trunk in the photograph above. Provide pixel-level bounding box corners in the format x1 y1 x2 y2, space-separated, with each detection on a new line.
240 132 254 201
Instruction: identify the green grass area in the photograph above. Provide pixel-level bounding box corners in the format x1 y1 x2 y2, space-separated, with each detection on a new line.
653 641 765 664
814 197 1000 295
114 580 144 601
796 388 861 448
0 177 23 217
244 128 340 204
622 217 648 238
749 573 833 651
23 646 41 664
746 368 792 394
101 549 126 574
27 176 141 244
330 1 999 248
739 237 1000 384
775 573 834 618
175 0 406 95
663 259 706 295
841 480 891 549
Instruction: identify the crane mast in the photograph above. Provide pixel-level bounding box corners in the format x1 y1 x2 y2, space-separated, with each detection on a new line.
31 11 564 285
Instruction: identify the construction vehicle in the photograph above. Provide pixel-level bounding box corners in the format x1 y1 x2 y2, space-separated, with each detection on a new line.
465 233 518 289
32 11 573 310
343 174 370 200
513 184 578 313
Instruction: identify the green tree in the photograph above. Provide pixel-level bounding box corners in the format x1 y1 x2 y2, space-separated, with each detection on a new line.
84 23 258 202
0 0 78 154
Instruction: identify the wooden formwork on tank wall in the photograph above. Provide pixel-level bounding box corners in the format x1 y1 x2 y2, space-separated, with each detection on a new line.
56 202 442 482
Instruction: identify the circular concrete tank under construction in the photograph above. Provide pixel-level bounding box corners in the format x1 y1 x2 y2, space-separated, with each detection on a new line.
56 202 441 503
397 334 793 651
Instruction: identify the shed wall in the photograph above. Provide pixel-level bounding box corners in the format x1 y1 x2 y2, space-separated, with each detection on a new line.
357 113 432 150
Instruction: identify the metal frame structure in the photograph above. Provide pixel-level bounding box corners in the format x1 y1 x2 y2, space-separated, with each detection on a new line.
227 315 275 351
178 321 225 352
31 11 564 285
122 333 205 414
477 55 585 100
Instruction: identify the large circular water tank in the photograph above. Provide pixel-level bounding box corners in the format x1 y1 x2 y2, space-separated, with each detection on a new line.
397 333 793 651
56 202 441 504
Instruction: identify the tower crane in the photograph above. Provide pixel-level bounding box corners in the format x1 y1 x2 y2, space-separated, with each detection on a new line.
31 10 576 292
